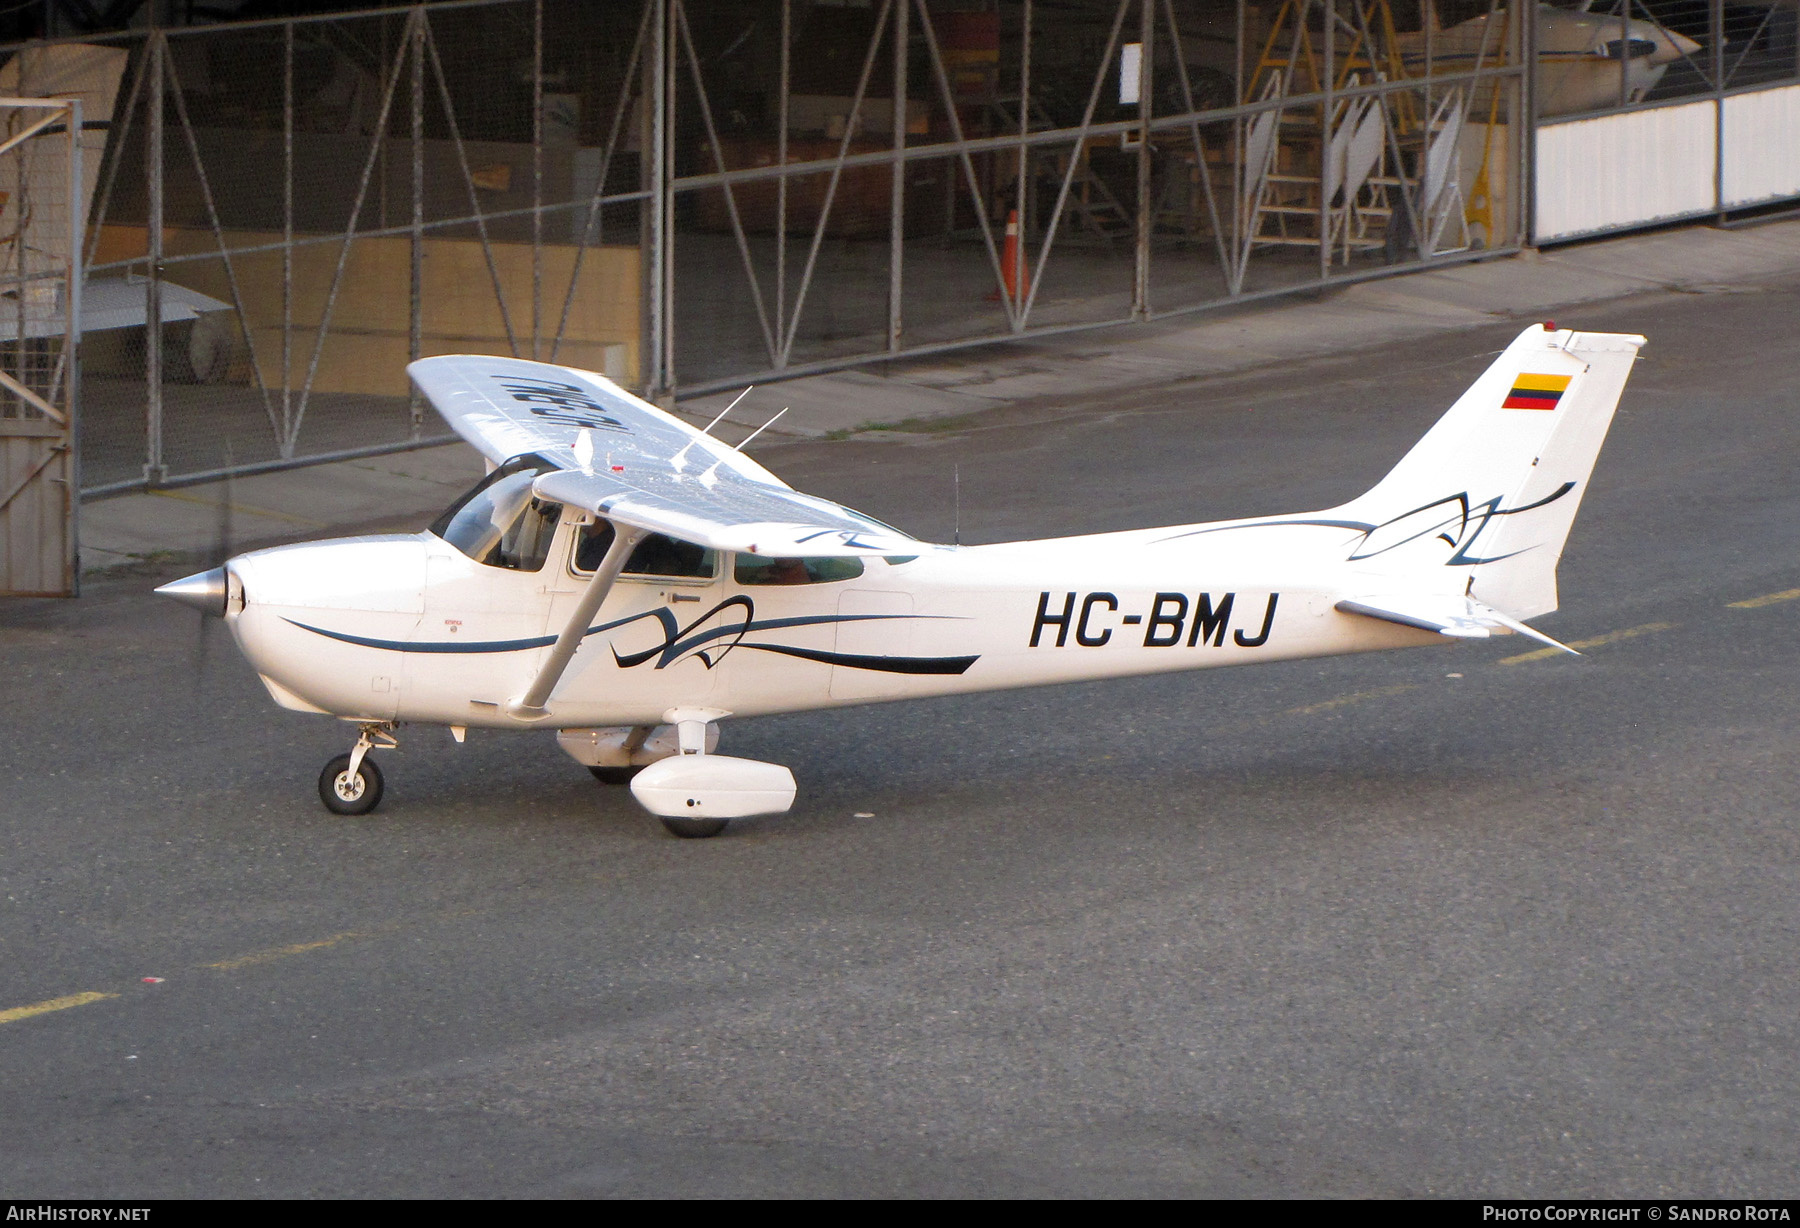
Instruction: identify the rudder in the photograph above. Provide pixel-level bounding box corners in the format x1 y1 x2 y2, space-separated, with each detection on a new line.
1331 324 1644 619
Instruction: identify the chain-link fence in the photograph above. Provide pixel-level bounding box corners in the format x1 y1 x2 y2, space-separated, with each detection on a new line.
77 2 647 492
661 0 1527 392
0 0 1781 494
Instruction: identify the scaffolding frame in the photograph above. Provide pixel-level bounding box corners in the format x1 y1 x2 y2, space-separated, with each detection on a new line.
11 0 1747 500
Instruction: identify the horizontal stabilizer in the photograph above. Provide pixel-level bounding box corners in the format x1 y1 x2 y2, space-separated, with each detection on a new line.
1336 595 1579 654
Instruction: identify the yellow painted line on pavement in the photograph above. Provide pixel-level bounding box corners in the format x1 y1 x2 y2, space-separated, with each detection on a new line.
1727 588 1800 609
1499 621 1675 666
149 488 328 528
0 991 118 1025
1286 684 1417 717
204 931 364 971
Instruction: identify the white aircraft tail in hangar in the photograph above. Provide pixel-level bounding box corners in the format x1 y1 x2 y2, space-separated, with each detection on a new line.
156 323 1644 837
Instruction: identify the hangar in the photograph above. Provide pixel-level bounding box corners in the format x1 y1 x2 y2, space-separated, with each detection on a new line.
0 0 1795 594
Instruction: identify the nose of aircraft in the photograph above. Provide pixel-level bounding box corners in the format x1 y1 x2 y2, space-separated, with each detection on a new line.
154 566 229 617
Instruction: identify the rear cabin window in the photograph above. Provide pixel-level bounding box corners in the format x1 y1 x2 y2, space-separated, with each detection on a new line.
734 555 865 585
574 521 717 580
430 457 562 572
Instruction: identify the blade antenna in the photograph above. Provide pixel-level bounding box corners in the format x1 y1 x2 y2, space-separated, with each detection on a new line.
673 386 755 472
953 463 961 546
699 385 753 437
730 406 788 452
699 407 787 485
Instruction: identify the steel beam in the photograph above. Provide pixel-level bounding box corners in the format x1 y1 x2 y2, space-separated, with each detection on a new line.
888 0 907 351
421 17 521 357
411 8 425 429
531 0 543 360
163 51 281 449
143 33 163 486
293 8 413 445
282 23 294 446
64 94 81 590
647 0 669 397
553 0 651 363
1018 0 1133 327
914 0 1020 331
780 0 894 366
1135 0 1154 317
674 0 777 367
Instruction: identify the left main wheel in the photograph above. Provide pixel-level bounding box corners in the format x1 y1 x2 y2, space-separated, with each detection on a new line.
319 753 384 816
660 816 728 839
588 764 642 785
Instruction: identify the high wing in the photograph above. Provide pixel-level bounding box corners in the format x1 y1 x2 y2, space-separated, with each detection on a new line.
410 354 924 557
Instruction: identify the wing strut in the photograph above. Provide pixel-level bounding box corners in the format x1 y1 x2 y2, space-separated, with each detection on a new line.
505 525 648 722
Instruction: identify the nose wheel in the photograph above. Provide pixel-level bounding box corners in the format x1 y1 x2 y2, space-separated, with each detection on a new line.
318 723 395 815
320 753 384 814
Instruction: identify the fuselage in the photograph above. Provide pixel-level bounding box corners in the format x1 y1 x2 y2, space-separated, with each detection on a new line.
224 509 1438 731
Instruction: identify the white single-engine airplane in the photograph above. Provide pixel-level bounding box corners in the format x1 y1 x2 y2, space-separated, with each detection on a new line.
156 323 1642 837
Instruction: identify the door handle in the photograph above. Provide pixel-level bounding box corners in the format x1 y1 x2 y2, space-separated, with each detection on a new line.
669 593 701 603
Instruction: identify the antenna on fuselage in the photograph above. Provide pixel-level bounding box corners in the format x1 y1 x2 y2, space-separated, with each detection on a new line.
953 463 961 546
672 386 753 472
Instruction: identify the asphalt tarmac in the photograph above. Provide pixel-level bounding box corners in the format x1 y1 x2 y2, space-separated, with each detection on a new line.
3 282 1798 1197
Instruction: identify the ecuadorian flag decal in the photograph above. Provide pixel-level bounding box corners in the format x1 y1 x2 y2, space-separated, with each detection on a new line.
1503 372 1572 410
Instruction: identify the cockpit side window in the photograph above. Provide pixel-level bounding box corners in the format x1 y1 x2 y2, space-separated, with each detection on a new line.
734 555 865 585
430 455 563 572
573 520 717 580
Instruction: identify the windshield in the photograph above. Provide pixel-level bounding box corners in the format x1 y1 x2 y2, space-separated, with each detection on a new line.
430 455 564 571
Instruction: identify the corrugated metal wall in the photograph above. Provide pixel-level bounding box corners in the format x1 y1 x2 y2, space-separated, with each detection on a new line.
1723 84 1800 208
1535 101 1717 242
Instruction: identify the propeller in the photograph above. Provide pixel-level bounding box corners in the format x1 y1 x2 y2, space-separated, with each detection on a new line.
191 456 235 684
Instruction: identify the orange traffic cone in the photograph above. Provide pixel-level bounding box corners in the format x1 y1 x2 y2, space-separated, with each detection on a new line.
987 209 1030 304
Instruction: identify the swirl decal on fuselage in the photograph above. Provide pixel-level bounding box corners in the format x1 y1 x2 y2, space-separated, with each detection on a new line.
1155 482 1577 566
284 597 978 676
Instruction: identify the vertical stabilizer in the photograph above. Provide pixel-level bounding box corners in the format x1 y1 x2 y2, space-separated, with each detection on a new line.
1332 324 1644 618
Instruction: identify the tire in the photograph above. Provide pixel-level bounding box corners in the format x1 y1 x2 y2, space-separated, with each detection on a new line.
660 816 728 839
319 752 384 815
588 764 641 785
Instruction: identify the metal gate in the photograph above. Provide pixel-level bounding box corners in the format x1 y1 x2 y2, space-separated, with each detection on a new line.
0 81 85 598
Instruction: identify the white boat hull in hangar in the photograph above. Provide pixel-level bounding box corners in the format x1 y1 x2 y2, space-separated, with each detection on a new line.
157 322 1645 837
